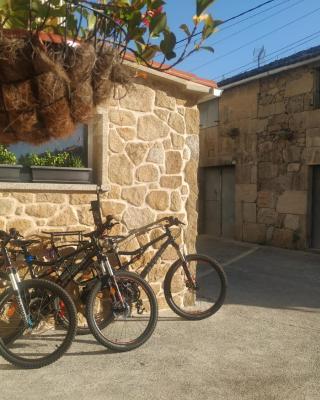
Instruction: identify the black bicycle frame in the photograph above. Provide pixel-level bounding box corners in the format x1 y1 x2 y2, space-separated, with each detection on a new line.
20 240 100 289
111 226 189 280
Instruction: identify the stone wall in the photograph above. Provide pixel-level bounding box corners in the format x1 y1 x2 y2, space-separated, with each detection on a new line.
0 74 201 307
200 64 320 249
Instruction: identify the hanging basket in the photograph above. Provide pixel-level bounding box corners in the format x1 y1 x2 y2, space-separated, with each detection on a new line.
0 30 131 145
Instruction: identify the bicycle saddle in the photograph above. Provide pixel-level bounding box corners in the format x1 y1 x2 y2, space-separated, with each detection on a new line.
11 239 40 247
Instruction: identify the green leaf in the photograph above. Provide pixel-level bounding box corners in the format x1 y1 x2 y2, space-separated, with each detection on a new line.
160 31 176 59
142 44 160 61
149 12 167 37
196 0 215 16
150 0 165 9
179 23 190 36
200 46 214 53
202 15 222 40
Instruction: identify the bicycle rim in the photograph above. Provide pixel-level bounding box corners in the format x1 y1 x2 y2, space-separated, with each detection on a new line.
0 279 77 368
87 271 158 351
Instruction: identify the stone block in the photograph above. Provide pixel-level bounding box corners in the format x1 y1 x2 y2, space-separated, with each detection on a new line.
276 191 307 215
109 110 136 126
146 191 169 211
287 163 300 173
186 135 199 159
48 206 78 226
243 202 256 223
109 130 124 153
121 186 146 206
303 147 320 165
168 113 185 134
11 193 34 203
306 128 320 148
165 151 183 174
154 108 169 122
283 146 301 163
119 84 154 112
101 201 126 216
36 193 66 203
70 193 96 205
0 198 15 216
109 154 133 185
116 127 136 141
6 218 35 234
171 132 185 149
271 228 294 248
243 223 266 244
136 164 159 182
137 114 170 141
155 90 176 110
257 208 277 225
236 184 257 203
185 160 198 194
147 143 165 164
185 107 199 134
123 207 155 230
25 203 57 218
170 191 182 212
257 191 276 208
125 143 148 166
160 176 182 189
258 162 278 180
284 214 300 231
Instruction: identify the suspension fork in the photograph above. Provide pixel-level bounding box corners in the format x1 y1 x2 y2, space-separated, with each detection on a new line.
3 247 32 328
172 241 196 289
99 256 125 306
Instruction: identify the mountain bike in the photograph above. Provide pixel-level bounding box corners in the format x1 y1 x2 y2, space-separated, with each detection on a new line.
1 221 158 352
101 216 228 320
0 230 77 369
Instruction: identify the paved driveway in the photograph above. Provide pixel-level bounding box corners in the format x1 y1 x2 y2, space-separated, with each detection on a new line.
1 236 320 400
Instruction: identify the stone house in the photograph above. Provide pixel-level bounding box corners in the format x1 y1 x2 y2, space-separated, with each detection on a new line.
199 45 320 250
0 62 218 303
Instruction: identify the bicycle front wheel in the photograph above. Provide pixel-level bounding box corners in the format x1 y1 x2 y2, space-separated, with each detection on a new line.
0 279 77 369
86 271 158 352
164 254 227 320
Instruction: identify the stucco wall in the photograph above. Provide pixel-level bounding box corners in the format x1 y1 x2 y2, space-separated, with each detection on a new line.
0 74 201 307
200 64 320 249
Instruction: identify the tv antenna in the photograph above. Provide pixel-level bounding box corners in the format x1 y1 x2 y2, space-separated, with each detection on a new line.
253 46 266 67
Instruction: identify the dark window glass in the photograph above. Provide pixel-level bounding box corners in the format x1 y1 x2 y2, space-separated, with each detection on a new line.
9 124 88 166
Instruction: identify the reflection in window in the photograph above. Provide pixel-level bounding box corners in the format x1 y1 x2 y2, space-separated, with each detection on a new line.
9 124 88 166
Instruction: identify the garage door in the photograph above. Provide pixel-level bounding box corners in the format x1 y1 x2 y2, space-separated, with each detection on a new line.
200 166 235 238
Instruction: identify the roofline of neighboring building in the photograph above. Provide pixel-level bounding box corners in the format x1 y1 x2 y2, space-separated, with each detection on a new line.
218 46 320 90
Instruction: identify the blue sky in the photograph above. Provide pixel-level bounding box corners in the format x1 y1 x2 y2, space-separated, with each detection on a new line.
164 0 320 83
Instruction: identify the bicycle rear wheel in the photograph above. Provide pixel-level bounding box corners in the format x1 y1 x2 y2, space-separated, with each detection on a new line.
164 254 227 320
86 271 158 352
0 279 77 369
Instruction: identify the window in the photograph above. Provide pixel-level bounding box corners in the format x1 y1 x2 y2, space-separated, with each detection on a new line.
198 98 219 128
9 124 88 167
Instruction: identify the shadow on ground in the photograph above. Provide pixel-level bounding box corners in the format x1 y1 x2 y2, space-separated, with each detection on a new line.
196 235 320 311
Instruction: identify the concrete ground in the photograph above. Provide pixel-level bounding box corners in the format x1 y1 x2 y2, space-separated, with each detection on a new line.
1 236 320 400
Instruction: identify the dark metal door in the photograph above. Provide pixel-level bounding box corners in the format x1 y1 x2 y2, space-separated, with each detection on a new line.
312 166 320 248
202 166 235 238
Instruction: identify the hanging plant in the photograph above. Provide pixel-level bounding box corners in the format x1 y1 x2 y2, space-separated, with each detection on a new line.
0 0 221 144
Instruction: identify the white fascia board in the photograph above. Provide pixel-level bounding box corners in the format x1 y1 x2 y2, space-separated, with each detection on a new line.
197 88 223 104
125 61 213 95
220 55 320 90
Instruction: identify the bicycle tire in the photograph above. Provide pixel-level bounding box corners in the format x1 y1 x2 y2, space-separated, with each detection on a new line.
0 279 77 369
164 254 227 320
86 271 158 352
